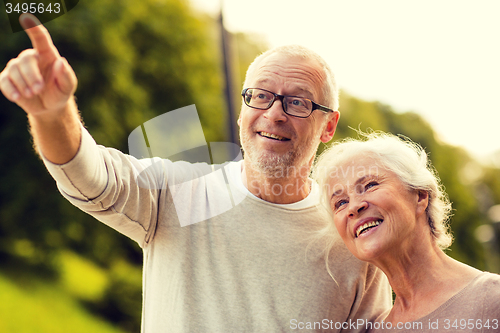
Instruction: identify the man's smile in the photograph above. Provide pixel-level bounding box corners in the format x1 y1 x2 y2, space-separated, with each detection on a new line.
257 131 291 141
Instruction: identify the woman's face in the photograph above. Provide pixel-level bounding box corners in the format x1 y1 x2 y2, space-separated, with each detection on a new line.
327 157 428 262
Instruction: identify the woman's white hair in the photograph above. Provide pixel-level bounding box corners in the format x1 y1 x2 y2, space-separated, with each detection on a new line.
312 131 453 250
243 45 339 111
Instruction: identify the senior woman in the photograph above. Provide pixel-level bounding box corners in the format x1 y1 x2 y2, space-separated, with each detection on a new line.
313 132 500 332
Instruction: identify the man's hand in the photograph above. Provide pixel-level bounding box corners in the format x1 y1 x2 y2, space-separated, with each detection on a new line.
0 13 77 115
0 14 81 164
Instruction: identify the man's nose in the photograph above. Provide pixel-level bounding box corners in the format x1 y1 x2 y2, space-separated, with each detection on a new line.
263 98 287 122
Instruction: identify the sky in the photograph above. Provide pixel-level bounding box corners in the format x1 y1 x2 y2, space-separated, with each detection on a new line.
190 0 500 163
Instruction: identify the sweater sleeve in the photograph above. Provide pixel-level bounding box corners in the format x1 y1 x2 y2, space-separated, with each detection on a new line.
42 125 163 247
344 263 393 332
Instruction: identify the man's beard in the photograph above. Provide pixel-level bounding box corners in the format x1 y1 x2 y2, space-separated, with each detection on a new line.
240 130 318 179
249 149 298 178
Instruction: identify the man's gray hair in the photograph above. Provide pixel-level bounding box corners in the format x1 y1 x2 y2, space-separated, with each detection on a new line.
312 131 453 250
243 45 339 112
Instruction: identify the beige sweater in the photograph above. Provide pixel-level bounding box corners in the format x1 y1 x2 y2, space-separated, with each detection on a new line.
43 126 392 332
370 272 500 333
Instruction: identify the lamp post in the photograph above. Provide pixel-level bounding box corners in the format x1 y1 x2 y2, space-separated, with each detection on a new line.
219 0 239 146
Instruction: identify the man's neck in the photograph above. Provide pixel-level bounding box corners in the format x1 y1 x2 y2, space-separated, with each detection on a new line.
241 160 312 204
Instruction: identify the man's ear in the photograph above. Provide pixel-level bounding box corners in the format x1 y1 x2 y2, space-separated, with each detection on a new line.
416 190 429 217
320 111 340 143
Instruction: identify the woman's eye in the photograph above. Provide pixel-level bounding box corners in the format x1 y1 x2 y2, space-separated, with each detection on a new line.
365 181 378 190
335 199 348 210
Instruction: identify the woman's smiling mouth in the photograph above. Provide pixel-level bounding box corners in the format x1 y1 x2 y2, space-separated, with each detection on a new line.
355 219 384 238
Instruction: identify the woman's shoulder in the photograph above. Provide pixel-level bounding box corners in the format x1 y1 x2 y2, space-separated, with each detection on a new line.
465 271 500 309
470 271 500 288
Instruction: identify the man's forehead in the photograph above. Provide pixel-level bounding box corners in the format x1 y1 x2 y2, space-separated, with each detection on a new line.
252 77 313 96
248 54 325 97
253 55 323 78
256 53 324 77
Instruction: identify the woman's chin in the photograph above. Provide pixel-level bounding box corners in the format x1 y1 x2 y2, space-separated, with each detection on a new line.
350 238 388 263
349 223 389 262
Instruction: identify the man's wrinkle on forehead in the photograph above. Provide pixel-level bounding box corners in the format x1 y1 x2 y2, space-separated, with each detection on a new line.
254 56 324 77
252 67 325 100
257 66 324 82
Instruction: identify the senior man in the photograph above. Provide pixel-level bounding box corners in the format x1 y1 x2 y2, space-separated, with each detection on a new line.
1 14 391 332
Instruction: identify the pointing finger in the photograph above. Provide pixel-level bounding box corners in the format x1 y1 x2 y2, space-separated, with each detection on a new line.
19 14 60 60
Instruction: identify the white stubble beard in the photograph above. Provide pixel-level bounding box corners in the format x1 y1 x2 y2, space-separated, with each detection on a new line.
240 128 319 179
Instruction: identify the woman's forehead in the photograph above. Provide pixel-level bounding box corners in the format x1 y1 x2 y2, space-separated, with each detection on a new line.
325 158 398 190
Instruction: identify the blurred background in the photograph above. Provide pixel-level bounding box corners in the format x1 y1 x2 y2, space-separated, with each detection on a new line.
1 0 499 332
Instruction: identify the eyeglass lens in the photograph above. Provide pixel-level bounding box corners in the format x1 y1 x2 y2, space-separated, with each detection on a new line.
244 88 312 117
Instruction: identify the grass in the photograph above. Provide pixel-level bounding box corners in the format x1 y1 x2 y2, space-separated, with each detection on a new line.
0 260 128 333
56 250 109 301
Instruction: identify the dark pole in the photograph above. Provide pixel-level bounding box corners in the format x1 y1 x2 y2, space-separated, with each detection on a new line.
219 2 239 145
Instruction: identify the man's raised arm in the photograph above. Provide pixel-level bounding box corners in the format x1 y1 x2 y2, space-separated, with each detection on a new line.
0 14 80 164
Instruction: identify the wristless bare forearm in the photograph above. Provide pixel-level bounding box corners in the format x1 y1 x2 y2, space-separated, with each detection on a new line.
28 97 82 165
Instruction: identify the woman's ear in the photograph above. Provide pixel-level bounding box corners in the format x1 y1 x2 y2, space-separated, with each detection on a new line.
416 190 429 217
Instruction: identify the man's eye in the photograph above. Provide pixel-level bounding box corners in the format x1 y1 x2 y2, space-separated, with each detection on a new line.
257 93 268 100
289 98 305 106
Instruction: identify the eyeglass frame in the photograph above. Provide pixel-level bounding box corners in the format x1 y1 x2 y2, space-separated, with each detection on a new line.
241 87 335 119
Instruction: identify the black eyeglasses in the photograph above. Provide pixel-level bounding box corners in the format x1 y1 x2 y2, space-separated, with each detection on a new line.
241 88 334 118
